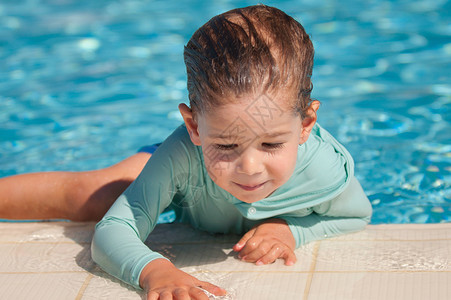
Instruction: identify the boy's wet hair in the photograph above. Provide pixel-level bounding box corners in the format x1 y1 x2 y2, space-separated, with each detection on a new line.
184 5 314 117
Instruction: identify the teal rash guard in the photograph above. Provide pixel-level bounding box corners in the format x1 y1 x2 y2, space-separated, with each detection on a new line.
91 123 372 289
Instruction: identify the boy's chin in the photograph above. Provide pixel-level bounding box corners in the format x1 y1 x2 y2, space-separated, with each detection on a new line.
237 197 261 204
234 191 275 204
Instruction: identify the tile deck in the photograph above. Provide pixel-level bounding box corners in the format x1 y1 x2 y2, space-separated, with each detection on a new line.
0 222 449 299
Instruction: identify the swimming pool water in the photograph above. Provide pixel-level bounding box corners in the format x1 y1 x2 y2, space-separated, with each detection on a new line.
0 0 450 224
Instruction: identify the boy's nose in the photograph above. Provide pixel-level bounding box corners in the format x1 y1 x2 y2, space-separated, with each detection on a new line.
236 148 263 175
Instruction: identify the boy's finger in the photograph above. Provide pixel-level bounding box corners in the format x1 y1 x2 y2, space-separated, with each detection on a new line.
254 244 285 265
282 250 297 266
188 287 210 300
254 244 297 266
237 236 266 259
174 287 193 299
233 228 256 252
158 290 172 300
147 291 159 300
239 240 271 262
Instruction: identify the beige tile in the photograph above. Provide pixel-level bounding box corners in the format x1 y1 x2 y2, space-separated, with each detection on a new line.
1 222 450 299
0 242 94 272
0 221 95 243
192 271 310 300
0 222 63 242
307 272 451 300
0 272 88 300
315 240 451 272
332 224 451 241
82 272 143 299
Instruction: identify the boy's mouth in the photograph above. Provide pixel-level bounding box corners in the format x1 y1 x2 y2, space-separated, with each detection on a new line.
234 181 267 191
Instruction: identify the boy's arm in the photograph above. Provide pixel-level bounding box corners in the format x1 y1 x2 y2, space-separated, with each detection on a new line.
91 181 169 289
280 176 372 248
90 128 177 288
90 136 186 287
90 126 191 288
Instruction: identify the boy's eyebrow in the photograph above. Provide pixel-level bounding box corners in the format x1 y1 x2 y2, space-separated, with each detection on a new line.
209 133 238 139
209 131 292 139
261 131 292 138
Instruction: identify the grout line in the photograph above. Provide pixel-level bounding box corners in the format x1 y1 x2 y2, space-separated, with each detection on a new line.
75 273 93 300
303 241 320 300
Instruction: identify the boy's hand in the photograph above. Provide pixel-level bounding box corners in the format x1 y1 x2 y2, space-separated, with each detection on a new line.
233 218 297 266
140 258 226 300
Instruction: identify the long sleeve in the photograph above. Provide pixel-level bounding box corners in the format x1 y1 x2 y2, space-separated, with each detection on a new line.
91 213 168 288
280 177 372 248
91 126 192 289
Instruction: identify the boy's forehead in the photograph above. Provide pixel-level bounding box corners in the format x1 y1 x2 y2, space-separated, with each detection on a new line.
198 96 300 138
211 91 296 112
213 90 295 112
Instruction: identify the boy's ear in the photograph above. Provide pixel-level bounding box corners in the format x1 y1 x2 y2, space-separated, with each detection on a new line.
299 100 320 144
178 103 202 146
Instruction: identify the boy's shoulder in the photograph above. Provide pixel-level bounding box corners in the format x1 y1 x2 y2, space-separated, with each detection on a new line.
295 123 354 189
147 124 197 161
303 123 353 164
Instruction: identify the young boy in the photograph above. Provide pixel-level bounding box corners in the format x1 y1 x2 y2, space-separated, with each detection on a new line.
91 5 372 299
0 5 372 299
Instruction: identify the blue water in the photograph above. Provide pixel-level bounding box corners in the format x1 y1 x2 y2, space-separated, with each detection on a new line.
0 0 449 224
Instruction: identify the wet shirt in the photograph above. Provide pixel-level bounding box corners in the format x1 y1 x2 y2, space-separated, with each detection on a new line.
91 124 372 288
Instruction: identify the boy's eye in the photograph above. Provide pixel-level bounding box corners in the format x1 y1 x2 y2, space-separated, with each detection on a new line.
215 144 237 151
262 143 284 150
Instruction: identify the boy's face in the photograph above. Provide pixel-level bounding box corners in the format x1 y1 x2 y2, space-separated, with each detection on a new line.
179 95 319 203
